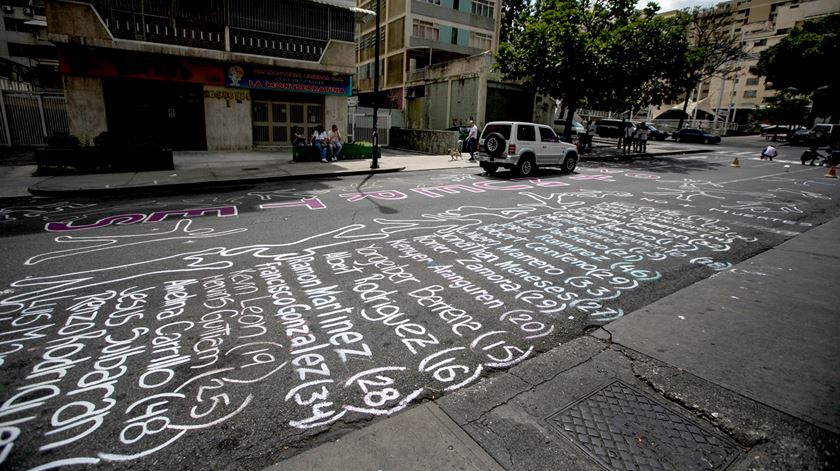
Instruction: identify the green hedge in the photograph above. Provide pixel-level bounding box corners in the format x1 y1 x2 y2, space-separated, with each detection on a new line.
293 143 381 162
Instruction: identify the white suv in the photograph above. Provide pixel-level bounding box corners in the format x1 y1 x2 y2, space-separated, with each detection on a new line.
477 121 578 176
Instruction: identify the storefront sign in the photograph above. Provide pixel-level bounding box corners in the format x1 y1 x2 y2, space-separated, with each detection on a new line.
226 65 352 96
58 49 225 85
204 88 250 101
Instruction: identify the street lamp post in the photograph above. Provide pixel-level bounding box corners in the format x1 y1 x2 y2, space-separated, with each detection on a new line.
370 0 381 169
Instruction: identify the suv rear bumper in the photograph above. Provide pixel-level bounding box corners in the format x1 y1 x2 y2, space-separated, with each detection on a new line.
476 152 518 167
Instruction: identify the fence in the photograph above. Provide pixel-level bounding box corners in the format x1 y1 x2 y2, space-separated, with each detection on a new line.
0 91 69 147
348 112 391 147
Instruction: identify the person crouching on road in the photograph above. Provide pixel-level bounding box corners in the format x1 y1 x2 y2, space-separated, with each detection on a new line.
761 144 778 161
328 124 343 161
312 125 328 162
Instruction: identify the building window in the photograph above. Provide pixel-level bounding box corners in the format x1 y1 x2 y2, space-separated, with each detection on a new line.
471 31 492 50
746 77 760 86
451 27 458 45
754 39 767 47
471 0 494 18
743 90 757 98
412 20 439 41
419 0 441 4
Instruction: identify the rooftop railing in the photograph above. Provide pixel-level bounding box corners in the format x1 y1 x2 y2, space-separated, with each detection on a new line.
84 0 355 62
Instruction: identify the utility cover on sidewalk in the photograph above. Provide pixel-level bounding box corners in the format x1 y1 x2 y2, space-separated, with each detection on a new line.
546 380 739 470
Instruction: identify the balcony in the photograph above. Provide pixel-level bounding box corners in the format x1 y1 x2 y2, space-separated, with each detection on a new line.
83 0 355 62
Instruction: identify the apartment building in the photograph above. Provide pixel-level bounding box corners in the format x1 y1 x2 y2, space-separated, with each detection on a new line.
659 0 840 125
47 0 371 150
354 0 502 126
0 0 59 90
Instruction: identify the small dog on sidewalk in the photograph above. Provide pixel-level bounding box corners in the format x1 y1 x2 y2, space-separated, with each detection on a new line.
449 140 464 161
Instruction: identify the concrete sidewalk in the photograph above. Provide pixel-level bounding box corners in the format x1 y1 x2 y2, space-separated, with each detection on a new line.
0 140 699 198
268 219 840 471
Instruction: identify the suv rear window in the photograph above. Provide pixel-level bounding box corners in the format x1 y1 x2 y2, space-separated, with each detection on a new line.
483 124 512 139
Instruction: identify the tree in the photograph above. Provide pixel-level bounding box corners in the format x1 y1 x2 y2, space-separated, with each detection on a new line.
670 5 747 130
751 14 840 125
754 89 810 127
500 0 530 44
496 0 688 141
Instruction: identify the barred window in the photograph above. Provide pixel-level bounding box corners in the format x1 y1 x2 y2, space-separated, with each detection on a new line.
746 77 760 86
412 19 439 41
471 0 493 17
471 31 492 50
743 90 757 98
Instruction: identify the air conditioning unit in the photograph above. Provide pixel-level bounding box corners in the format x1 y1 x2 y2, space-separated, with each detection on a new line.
23 7 34 15
2 5 14 13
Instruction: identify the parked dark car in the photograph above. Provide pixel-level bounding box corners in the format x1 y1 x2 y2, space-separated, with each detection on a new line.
595 118 634 138
672 128 721 144
761 125 803 141
636 122 669 141
790 124 838 147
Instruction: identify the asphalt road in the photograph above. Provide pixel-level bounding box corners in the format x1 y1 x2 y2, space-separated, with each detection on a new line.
1 145 838 470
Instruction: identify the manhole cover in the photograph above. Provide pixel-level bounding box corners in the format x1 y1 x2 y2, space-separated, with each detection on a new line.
546 379 739 471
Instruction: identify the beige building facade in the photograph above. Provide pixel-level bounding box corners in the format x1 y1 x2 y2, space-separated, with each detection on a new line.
354 0 502 124
658 0 840 125
49 0 370 150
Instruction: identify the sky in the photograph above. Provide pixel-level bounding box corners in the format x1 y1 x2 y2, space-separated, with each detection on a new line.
638 0 724 12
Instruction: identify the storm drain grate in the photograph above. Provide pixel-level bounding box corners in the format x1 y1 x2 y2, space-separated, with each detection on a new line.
546 379 740 471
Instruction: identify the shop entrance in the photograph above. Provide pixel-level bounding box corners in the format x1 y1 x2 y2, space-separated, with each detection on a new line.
252 93 324 146
104 80 207 150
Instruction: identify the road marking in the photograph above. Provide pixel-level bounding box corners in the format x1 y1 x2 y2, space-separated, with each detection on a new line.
721 166 822 184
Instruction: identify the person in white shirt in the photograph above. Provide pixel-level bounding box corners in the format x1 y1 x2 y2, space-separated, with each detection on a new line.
466 119 479 161
623 123 634 154
328 124 342 161
639 123 649 153
312 125 328 162
761 144 778 161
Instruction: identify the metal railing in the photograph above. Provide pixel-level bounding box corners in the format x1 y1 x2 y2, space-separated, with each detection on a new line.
349 112 390 146
0 91 69 147
85 0 354 61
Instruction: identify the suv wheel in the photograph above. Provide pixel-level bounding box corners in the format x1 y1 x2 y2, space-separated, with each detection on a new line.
480 162 498 175
516 156 536 177
484 133 506 157
561 154 578 173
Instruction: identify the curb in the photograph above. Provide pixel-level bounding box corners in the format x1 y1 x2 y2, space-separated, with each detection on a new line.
27 166 406 197
579 149 708 161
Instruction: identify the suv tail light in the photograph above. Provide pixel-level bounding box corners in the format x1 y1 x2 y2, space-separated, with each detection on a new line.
508 144 516 155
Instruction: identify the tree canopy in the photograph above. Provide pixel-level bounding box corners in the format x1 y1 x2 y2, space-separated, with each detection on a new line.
751 14 840 124
669 5 746 128
496 0 690 139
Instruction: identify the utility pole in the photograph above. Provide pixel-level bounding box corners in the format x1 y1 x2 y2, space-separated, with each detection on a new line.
370 0 381 169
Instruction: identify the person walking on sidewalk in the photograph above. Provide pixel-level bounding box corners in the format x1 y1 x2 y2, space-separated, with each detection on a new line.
639 123 649 153
617 118 626 150
623 122 633 154
761 144 778 161
466 119 479 161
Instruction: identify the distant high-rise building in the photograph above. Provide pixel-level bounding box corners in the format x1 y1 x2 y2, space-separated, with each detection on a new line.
657 0 840 125
0 0 59 90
